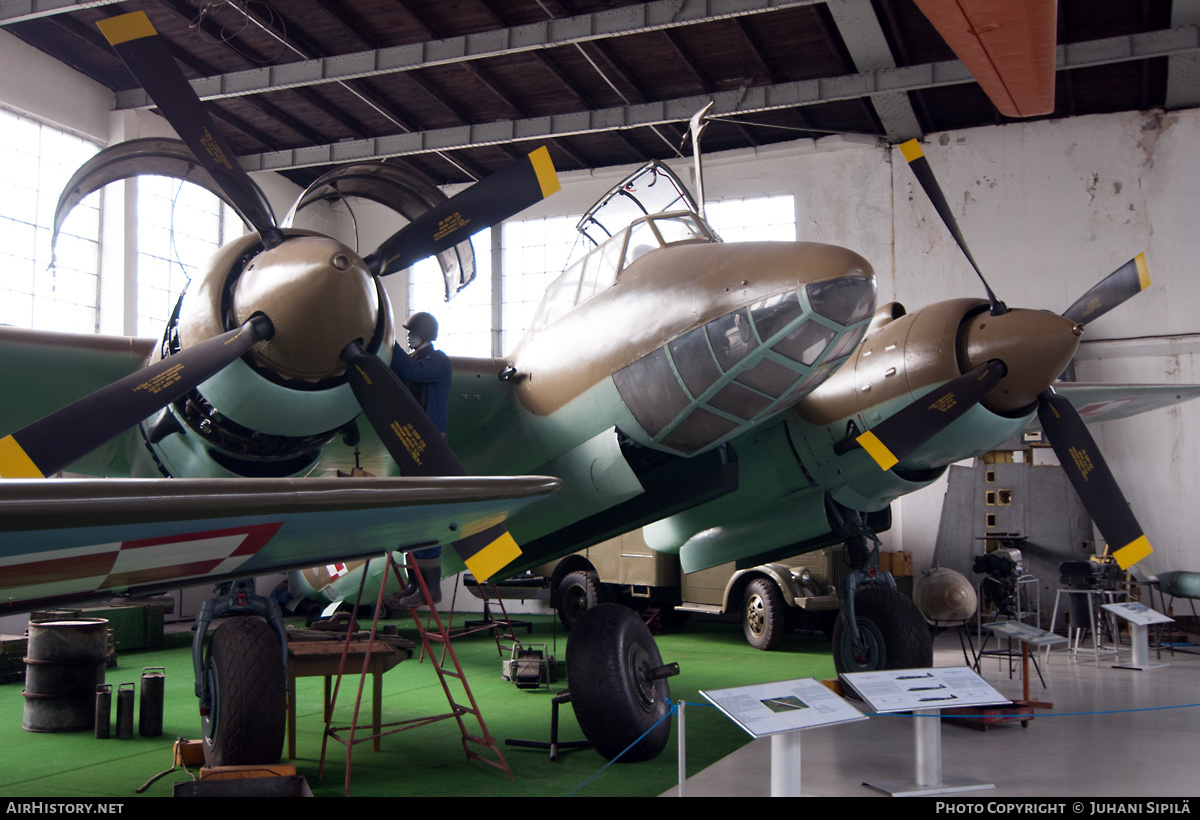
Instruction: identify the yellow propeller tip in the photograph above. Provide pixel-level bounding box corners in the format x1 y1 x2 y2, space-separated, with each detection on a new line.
463 530 522 583
900 140 925 164
529 146 560 198
857 430 899 471
0 436 45 479
96 11 158 46
1113 535 1152 570
1134 253 1150 290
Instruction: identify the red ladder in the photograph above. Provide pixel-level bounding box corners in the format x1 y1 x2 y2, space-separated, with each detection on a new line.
441 576 526 660
317 552 513 795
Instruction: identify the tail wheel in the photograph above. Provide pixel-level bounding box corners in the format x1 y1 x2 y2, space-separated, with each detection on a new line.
832 585 932 673
566 604 671 762
201 617 286 767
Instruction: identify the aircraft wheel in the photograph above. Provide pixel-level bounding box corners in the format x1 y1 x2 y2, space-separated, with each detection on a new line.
832 585 932 673
557 569 602 631
742 577 785 650
567 604 671 762
201 617 286 767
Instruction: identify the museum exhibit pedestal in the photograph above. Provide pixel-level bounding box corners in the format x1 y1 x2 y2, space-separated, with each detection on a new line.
1104 601 1174 671
841 667 1009 797
862 708 996 796
702 677 865 798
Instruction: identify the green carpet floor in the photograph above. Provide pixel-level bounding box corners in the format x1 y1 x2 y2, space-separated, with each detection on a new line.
0 613 836 798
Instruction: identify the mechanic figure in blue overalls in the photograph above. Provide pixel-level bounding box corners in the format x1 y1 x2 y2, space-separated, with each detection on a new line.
387 311 451 608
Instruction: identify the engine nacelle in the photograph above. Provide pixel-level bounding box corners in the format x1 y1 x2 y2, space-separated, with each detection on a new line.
137 230 395 478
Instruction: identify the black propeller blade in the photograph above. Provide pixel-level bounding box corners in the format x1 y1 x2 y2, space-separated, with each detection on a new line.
340 341 465 478
847 360 1007 470
900 140 1007 315
1062 253 1150 325
96 12 282 247
340 342 521 580
0 315 273 479
366 147 560 278
1037 389 1152 569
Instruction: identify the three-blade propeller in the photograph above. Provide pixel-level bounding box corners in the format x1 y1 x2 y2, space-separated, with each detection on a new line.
856 139 1153 569
0 11 559 581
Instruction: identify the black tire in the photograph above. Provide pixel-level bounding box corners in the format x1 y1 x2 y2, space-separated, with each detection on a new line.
556 569 602 631
742 577 785 650
566 604 671 762
831 585 933 674
201 617 286 767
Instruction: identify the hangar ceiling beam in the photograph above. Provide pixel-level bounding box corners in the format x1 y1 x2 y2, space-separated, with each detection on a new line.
1167 0 1200 109
110 0 824 110
825 0 923 142
239 24 1200 172
0 0 120 26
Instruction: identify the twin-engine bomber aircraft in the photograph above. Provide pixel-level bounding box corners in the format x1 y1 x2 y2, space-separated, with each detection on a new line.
2 9 1198 769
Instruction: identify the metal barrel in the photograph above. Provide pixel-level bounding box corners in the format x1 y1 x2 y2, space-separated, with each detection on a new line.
94 684 112 739
138 667 165 737
22 619 109 733
115 682 134 739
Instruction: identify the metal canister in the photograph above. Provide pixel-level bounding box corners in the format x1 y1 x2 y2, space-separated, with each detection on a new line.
94 684 111 739
138 667 164 737
115 682 134 739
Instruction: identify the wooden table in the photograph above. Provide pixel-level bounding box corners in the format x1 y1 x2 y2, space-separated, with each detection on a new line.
285 640 408 758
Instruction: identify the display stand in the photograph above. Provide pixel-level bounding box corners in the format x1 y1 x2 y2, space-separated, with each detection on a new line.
840 667 1009 796
979 620 1067 709
1103 601 1174 671
701 677 866 797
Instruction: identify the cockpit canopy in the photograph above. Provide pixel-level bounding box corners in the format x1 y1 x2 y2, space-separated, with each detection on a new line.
529 210 717 332
576 161 702 246
529 160 719 332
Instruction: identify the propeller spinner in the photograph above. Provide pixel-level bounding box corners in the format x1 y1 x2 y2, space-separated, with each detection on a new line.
856 139 1154 569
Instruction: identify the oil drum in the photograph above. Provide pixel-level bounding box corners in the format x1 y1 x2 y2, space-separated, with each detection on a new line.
22 619 109 733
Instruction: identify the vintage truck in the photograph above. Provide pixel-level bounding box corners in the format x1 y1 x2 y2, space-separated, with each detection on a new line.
534 530 862 650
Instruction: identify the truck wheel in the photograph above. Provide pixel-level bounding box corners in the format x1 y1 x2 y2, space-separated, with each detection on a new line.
831 585 932 673
742 577 785 650
567 604 671 762
201 617 286 767
557 569 602 631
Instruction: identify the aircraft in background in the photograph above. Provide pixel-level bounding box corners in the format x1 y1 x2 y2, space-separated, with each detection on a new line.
3 8 1199 768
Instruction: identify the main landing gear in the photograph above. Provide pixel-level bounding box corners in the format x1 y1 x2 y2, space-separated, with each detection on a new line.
193 579 288 766
828 500 932 674
566 603 679 762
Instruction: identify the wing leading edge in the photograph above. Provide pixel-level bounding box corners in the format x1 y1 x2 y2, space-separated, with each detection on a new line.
0 475 558 612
